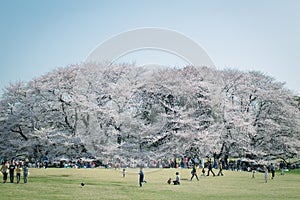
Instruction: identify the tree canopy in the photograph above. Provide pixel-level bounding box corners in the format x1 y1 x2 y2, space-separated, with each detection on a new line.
0 63 299 164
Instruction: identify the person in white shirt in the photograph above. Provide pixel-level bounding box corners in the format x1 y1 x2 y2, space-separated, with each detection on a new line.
173 172 180 185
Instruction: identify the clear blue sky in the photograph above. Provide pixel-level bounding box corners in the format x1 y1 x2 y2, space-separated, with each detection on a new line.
1 0 299 94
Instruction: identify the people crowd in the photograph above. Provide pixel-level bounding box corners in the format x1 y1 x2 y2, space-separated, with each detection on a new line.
0 153 289 187
1 157 30 184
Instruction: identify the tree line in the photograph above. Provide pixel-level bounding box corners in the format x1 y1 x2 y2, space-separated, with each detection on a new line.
0 63 299 164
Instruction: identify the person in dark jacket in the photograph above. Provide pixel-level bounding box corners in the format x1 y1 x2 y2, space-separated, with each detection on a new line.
190 166 199 181
270 163 275 179
207 159 215 176
217 161 224 176
139 168 147 187
9 160 16 183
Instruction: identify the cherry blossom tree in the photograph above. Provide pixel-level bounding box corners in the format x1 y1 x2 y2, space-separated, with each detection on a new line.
0 63 299 165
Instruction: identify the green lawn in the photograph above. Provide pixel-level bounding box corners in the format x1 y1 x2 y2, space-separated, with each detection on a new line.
0 168 299 200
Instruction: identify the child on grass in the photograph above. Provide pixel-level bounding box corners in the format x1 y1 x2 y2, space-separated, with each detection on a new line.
122 168 126 177
173 172 180 185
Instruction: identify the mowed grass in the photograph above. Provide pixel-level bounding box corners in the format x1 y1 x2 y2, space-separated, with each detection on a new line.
0 168 299 200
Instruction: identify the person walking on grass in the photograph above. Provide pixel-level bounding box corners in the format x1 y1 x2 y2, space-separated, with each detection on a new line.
251 167 256 179
263 165 268 183
0 160 9 183
139 168 147 187
207 159 215 177
23 164 29 183
217 162 224 176
190 166 199 181
270 163 275 180
16 162 22 184
279 161 285 175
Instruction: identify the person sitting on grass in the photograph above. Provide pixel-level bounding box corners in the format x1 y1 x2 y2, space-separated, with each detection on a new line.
173 172 180 185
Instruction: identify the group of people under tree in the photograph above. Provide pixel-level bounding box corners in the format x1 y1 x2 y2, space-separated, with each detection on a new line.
2 152 287 188
165 157 225 186
0 158 29 184
140 156 288 187
262 163 276 183
157 152 230 170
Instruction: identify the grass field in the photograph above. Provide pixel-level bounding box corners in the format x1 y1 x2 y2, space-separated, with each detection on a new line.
0 168 299 200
